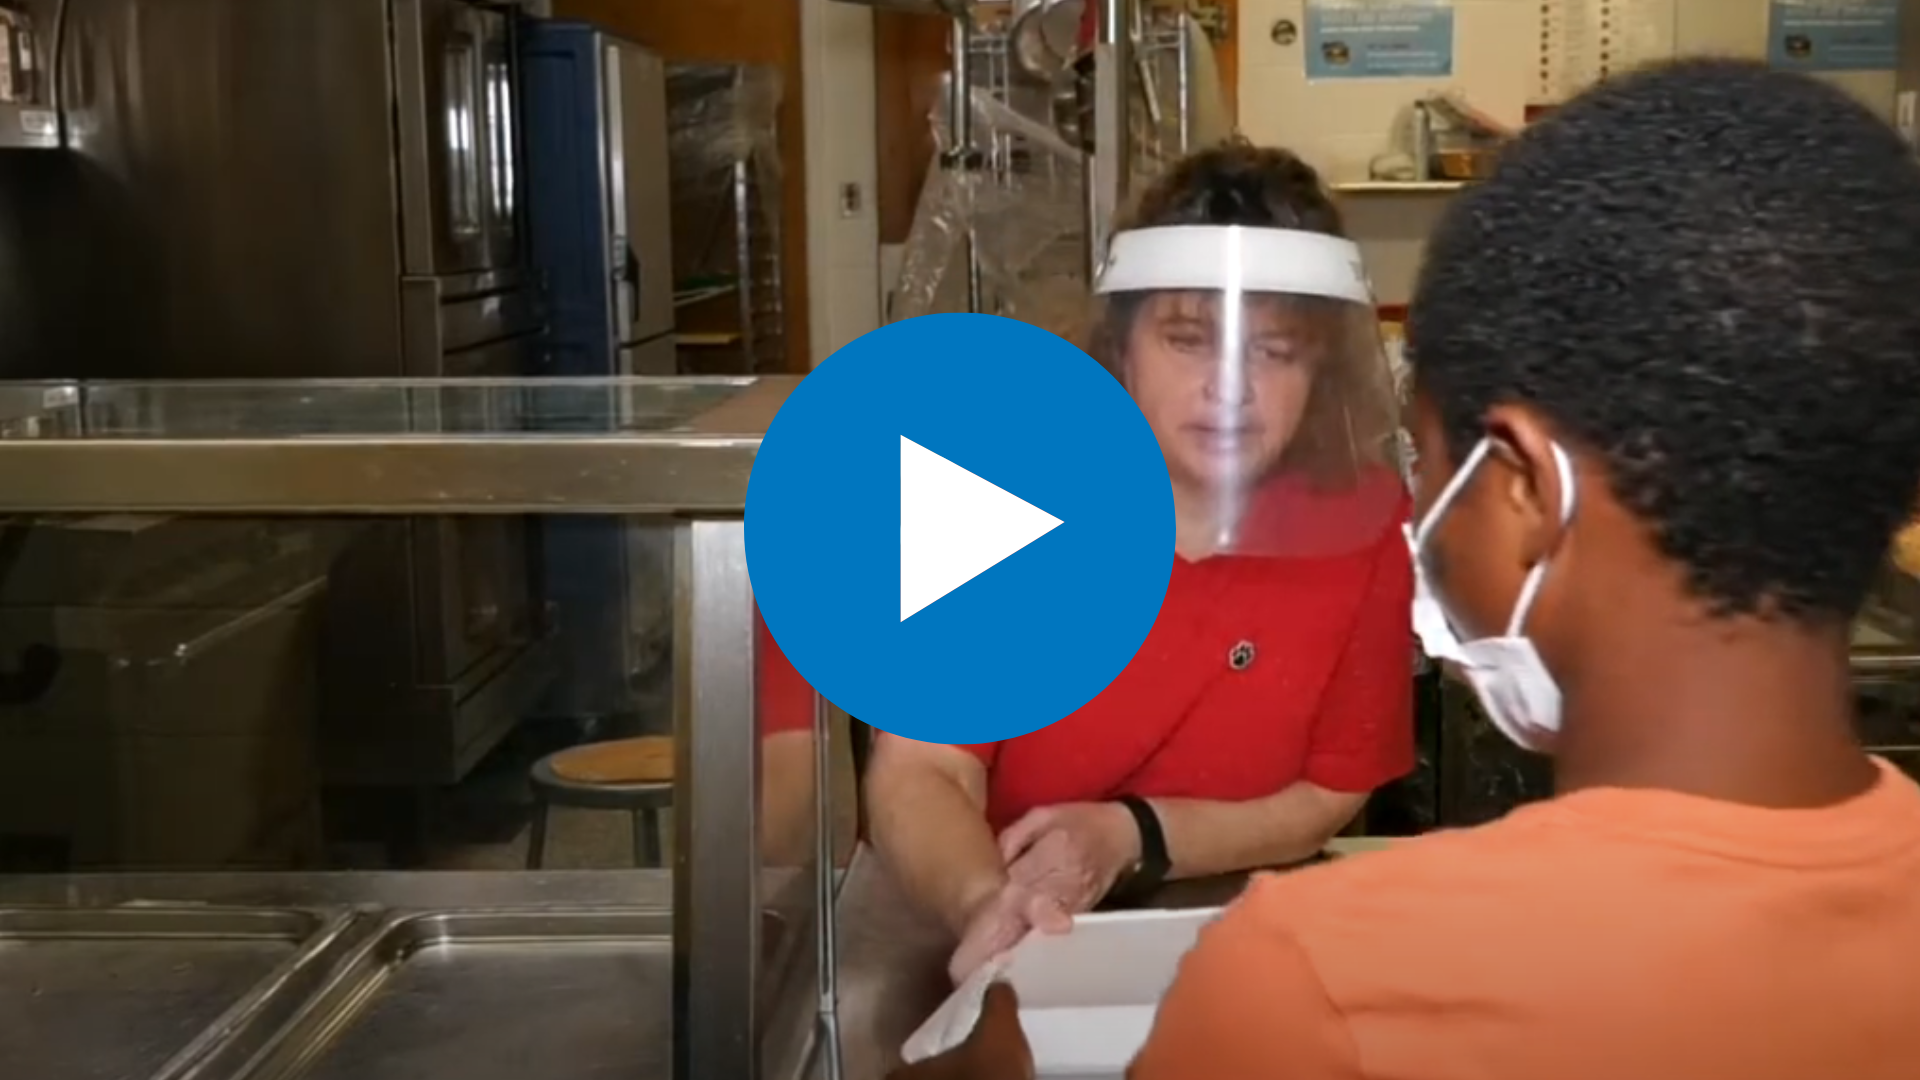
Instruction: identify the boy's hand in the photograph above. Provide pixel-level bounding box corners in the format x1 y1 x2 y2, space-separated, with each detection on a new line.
887 983 1033 1080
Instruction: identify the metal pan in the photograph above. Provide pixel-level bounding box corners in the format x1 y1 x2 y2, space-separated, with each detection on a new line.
220 908 678 1080
1011 0 1084 84
0 904 360 1080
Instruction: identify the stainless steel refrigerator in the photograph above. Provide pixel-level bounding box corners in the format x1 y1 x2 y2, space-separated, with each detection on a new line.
521 19 677 378
0 0 557 827
520 20 678 724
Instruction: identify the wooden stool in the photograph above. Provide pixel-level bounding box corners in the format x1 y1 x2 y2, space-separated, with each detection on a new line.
526 736 674 869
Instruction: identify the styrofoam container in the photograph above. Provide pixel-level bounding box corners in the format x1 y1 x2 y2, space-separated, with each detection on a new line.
900 907 1223 1079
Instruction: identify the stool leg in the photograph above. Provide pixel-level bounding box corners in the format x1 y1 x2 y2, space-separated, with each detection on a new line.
526 800 550 870
634 808 663 868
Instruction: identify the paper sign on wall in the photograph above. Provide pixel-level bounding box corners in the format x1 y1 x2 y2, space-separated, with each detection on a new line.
1767 0 1900 72
1306 0 1455 80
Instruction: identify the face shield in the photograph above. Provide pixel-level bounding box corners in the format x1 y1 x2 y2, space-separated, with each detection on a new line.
1092 225 1405 559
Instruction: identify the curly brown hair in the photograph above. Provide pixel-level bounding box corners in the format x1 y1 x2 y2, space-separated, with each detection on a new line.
1088 139 1399 489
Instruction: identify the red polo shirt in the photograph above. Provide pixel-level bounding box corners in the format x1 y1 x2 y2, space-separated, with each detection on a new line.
758 473 1415 830
963 473 1414 830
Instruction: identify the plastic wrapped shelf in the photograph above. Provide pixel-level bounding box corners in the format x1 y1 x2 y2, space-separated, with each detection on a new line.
0 376 823 1080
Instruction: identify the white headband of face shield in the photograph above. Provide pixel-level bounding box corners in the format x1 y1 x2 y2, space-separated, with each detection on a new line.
1093 225 1374 303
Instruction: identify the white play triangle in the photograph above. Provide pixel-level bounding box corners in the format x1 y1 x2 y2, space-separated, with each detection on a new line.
900 436 1064 621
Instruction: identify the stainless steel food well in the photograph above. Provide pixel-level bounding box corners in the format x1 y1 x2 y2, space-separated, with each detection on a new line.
199 908 675 1080
0 904 360 1080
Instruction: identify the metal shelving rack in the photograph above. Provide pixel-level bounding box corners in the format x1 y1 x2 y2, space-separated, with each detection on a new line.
667 63 787 375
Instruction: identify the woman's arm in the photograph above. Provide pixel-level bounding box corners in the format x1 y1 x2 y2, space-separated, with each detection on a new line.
863 734 1009 934
1150 783 1365 879
1148 526 1416 878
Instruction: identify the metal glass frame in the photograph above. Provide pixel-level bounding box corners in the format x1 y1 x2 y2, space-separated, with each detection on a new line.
0 375 815 1080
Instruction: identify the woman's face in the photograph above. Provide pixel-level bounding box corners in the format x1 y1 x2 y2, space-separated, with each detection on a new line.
1123 291 1323 492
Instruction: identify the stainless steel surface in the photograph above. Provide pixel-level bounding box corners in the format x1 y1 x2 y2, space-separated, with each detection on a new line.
0 377 789 513
674 518 764 1080
1086 0 1132 278
8 0 536 379
814 699 847 1080
1850 646 1920 681
0 375 817 1080
0 0 58 150
624 336 680 377
51 0 402 379
0 868 675 909
948 14 983 314
394 0 520 278
0 904 357 1080
607 38 676 346
16 0 546 792
212 909 673 1080
0 872 820 1080
0 520 336 867
1174 12 1191 152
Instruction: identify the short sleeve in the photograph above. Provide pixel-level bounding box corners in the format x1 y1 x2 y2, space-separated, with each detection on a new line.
955 741 1000 766
1303 514 1416 793
757 611 818 736
1129 886 1366 1080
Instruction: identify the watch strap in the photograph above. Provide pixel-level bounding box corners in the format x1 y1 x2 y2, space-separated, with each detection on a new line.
1108 795 1172 906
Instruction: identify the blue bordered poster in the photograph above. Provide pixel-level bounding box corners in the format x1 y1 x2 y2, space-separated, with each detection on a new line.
1306 0 1455 80
1768 0 1899 72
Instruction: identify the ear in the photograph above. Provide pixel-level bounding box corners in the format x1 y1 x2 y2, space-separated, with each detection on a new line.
1480 403 1571 567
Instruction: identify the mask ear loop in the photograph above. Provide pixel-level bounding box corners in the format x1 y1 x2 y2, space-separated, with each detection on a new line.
1504 443 1578 636
1412 437 1492 550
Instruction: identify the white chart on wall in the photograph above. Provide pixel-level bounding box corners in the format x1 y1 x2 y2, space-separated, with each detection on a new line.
1535 0 1679 104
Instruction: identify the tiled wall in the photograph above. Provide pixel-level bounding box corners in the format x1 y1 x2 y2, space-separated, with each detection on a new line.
1235 0 1900 304
801 0 884 366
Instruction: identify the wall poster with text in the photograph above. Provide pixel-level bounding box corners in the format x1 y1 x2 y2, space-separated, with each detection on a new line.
1306 0 1456 80
1768 0 1900 72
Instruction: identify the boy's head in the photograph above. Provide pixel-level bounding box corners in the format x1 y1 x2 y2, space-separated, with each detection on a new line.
1407 60 1920 698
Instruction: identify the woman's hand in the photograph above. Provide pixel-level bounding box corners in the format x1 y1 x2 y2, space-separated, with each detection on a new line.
949 880 1071 984
997 801 1144 914
887 983 1034 1080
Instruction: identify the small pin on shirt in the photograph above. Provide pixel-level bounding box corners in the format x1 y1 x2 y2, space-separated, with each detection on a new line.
1229 640 1256 671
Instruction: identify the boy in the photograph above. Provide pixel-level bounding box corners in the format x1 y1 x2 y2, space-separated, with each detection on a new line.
1130 58 1920 1080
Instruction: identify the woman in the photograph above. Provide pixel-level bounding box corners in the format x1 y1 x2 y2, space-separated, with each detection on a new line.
858 141 1415 982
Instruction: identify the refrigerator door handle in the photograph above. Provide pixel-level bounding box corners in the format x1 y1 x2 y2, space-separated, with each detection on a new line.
611 231 635 334
624 240 643 337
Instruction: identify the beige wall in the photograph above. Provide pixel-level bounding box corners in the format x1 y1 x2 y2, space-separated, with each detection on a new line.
801 0 883 365
1235 0 1901 304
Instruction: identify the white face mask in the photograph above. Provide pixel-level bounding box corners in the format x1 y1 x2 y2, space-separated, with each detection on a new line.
1406 438 1577 753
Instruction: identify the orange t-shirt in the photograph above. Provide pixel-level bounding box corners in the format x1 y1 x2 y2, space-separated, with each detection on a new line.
1131 758 1920 1080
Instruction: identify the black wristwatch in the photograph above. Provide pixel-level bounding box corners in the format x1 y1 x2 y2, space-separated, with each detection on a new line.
1105 795 1172 907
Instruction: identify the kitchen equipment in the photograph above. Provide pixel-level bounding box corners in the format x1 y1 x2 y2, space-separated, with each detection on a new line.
0 515 343 869
0 905 357 1080
522 20 677 379
1010 0 1084 84
1 0 556 796
0 0 54 149
214 909 674 1080
521 20 678 724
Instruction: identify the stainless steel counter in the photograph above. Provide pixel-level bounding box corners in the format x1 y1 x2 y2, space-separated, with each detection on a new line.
0 871 694 1080
0 378 796 513
0 375 824 1080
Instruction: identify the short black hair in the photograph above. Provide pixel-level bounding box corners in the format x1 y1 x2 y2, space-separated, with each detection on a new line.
1408 58 1920 623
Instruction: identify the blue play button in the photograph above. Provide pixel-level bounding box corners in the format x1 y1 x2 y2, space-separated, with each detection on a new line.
746 313 1174 744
